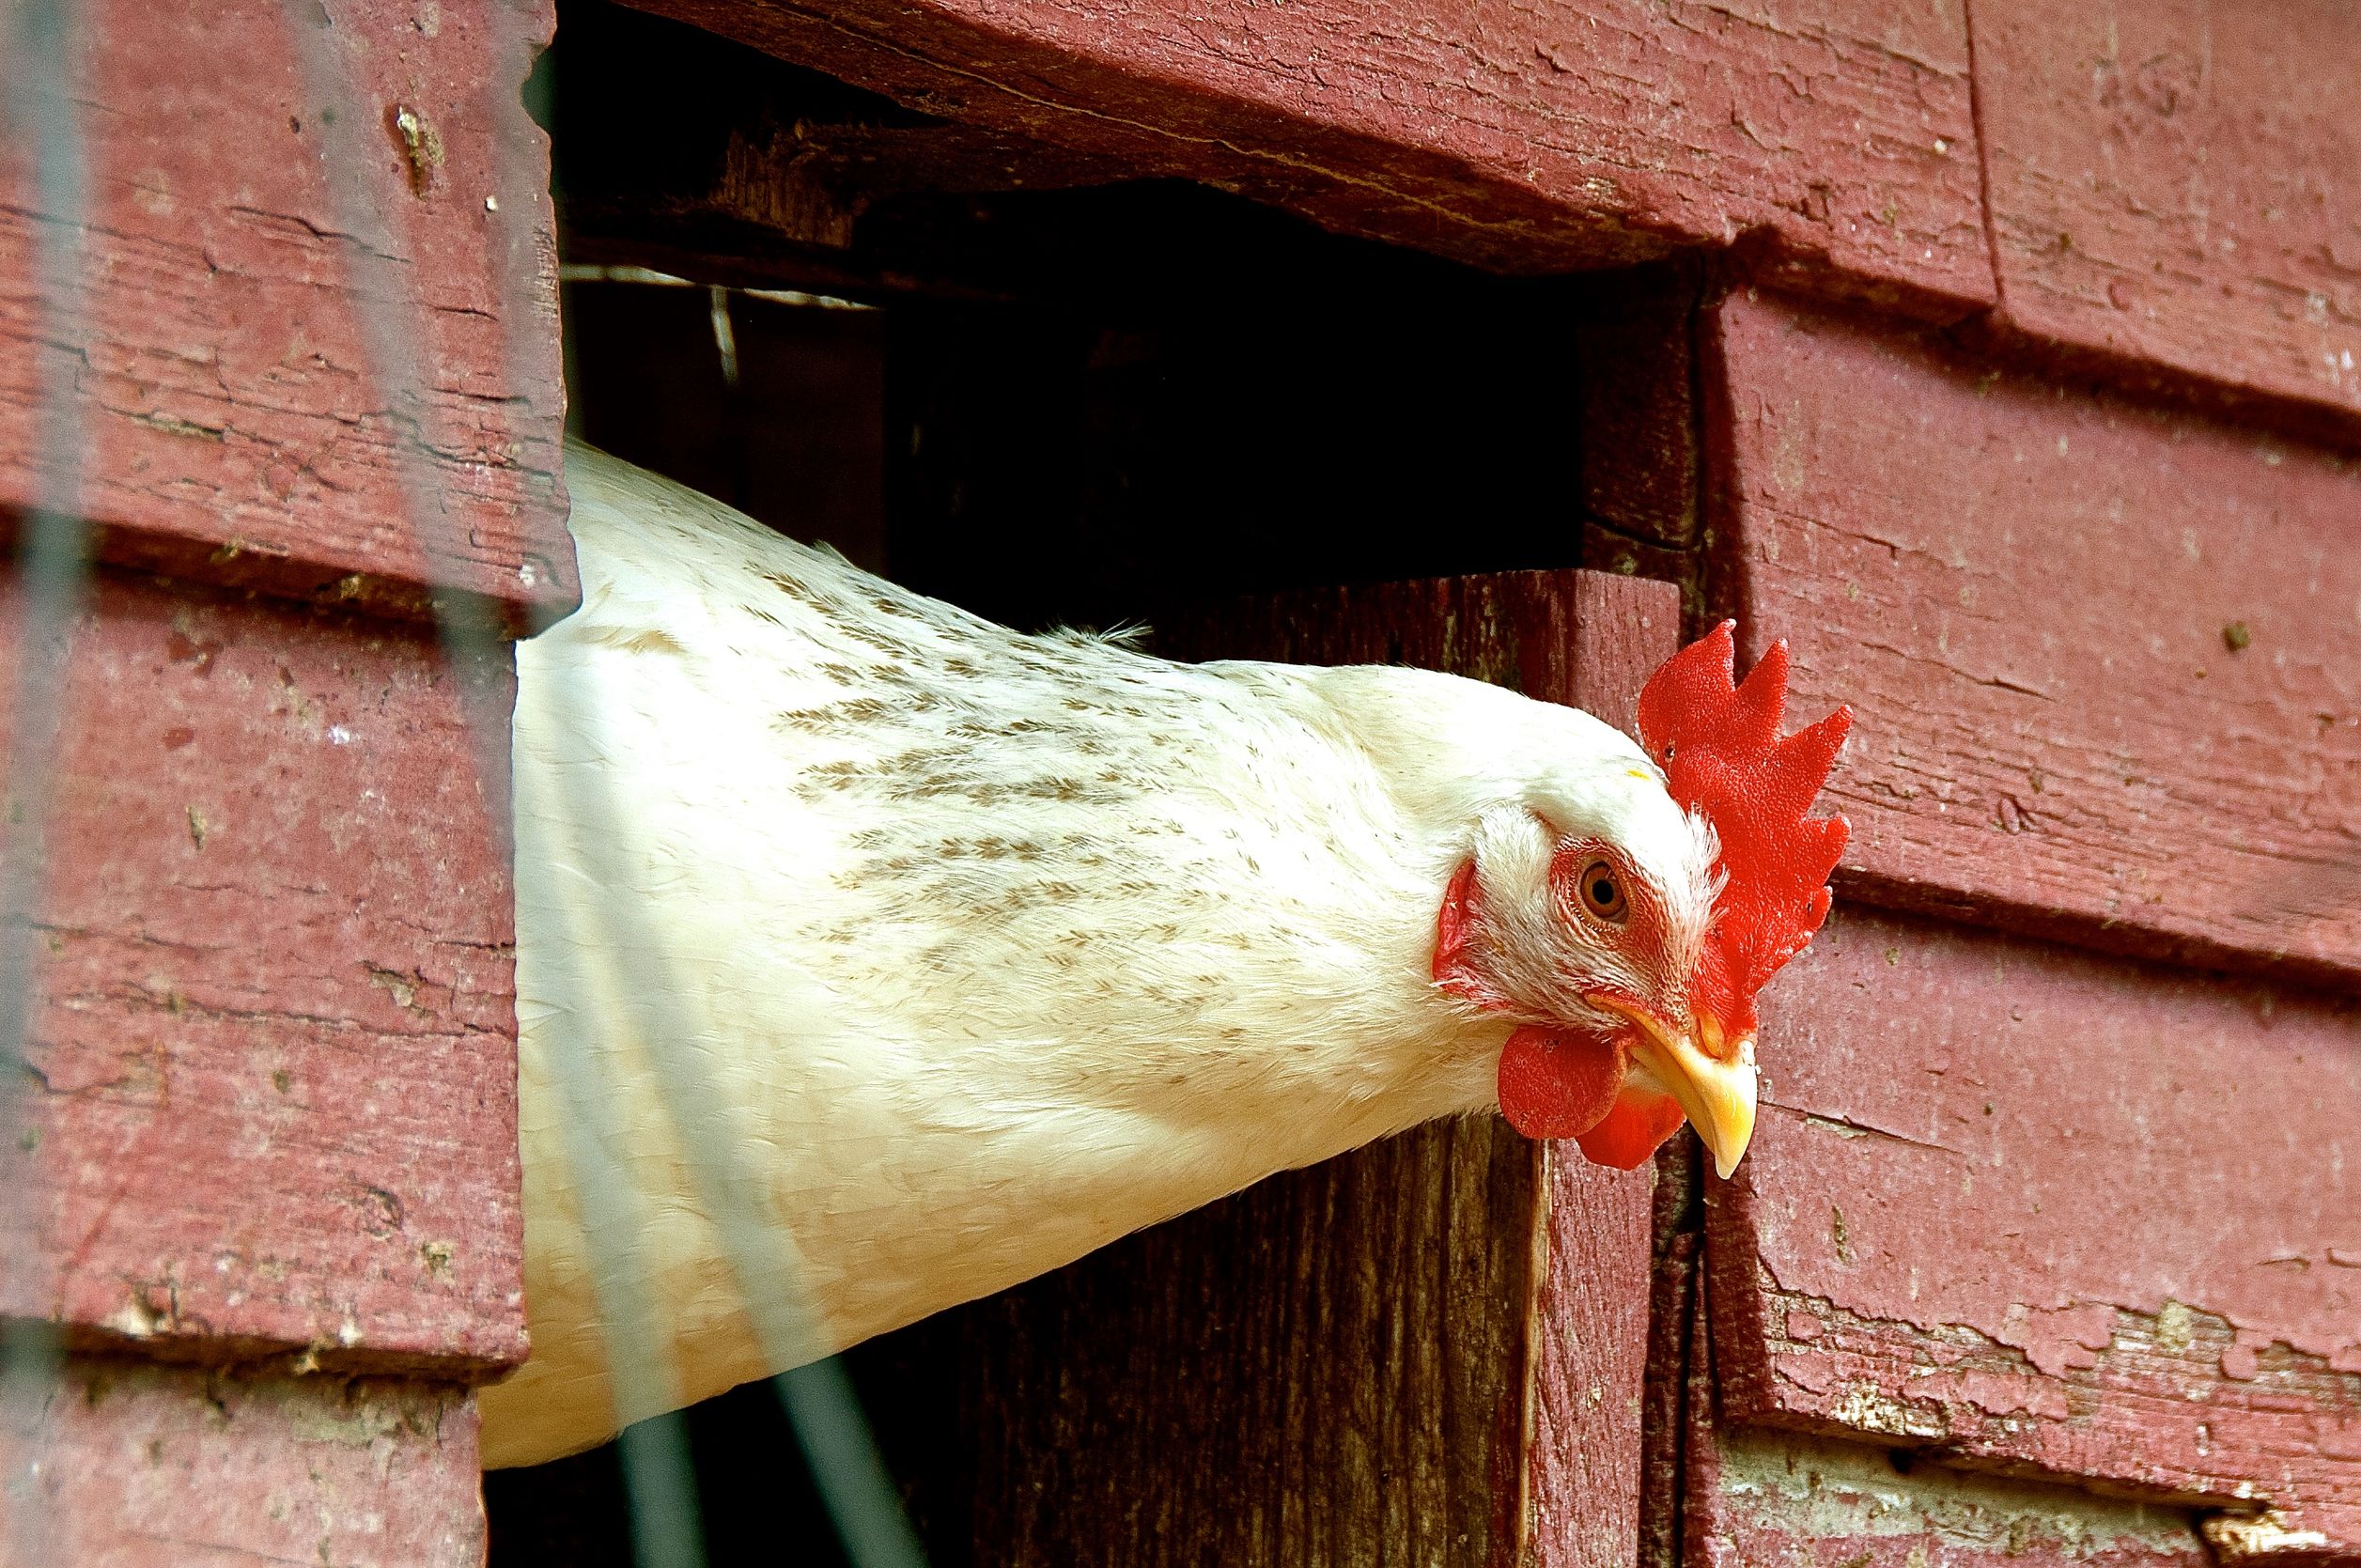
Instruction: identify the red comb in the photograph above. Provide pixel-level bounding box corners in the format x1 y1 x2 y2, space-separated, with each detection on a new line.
1638 622 1851 1039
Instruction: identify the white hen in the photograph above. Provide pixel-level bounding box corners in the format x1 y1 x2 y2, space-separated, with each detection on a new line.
480 442 1846 1467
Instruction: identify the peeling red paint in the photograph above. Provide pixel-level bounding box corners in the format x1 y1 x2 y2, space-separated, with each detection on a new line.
1707 904 2361 1544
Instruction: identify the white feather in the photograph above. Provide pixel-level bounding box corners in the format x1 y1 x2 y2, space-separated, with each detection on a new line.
479 442 1711 1467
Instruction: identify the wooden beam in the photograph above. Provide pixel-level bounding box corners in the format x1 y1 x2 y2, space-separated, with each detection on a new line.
1968 0 2361 442
616 0 1993 315
0 1358 485 1568
2 566 524 1378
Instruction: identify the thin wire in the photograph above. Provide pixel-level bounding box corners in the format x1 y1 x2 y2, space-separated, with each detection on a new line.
460 9 926 1564
257 8 693 1560
273 0 519 839
531 667 928 1568
0 0 89 1560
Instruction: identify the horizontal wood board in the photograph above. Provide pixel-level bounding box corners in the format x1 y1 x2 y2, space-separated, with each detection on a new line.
0 1357 483 1568
1686 1355 2211 1566
623 0 1992 313
0 565 525 1374
1971 0 2361 434
1704 904 2361 1554
0 0 575 619
1706 288 2361 986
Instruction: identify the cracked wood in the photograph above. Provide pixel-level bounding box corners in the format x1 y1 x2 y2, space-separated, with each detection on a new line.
621 0 1992 314
1705 288 2361 986
0 0 575 620
1704 904 2361 1557
0 564 524 1376
0 1357 483 1568
1685 1328 2211 1567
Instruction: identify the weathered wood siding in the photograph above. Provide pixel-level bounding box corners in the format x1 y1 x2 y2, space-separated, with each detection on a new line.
0 1 568 1560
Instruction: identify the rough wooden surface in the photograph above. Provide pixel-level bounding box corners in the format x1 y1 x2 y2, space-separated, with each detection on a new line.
939 570 1670 1566
1701 903 2361 1554
1682 1256 2214 1568
0 1356 484 1567
1531 1147 1659 1568
1970 0 2361 435
1578 266 1704 551
0 564 524 1376
622 0 1992 313
964 1118 1543 1566
1705 289 2361 986
0 0 575 620
1528 575 1677 1568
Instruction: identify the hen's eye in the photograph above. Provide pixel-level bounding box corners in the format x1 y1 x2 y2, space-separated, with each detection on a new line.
1577 859 1628 924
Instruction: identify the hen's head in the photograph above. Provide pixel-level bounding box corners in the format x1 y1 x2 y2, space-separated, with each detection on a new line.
1433 624 1850 1178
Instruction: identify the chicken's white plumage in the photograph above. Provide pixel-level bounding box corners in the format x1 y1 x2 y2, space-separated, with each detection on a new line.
481 443 1715 1468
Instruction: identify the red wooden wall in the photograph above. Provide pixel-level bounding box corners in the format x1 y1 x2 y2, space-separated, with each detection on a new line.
7 0 2356 1562
0 2 571 1561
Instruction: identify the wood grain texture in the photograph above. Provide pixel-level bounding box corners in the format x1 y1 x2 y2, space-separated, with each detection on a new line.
0 0 575 620
964 1118 1543 1566
0 565 524 1376
942 570 1672 1566
0 1356 483 1568
1684 1336 2211 1568
1701 903 2361 1555
622 0 1992 314
1530 1149 1659 1568
1579 266 1704 551
1970 0 2361 436
1705 288 2361 986
1529 576 1679 1568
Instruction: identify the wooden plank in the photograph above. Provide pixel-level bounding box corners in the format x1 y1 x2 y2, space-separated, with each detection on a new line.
1 564 524 1376
1578 265 1704 551
1970 0 2361 439
0 1356 483 1567
1705 288 2361 986
964 1118 1546 1566
1686 1277 2213 1568
0 0 575 620
944 570 1672 1566
1527 575 1679 1568
622 0 1992 315
1700 904 2361 1555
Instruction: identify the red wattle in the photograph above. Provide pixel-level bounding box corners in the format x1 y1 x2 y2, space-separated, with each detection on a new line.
1575 1090 1687 1170
1495 1027 1625 1140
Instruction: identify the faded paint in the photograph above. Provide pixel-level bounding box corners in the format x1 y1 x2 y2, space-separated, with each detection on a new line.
1708 1429 2206 1563
0 0 574 619
621 0 1993 312
1708 906 2361 1544
1711 291 2361 986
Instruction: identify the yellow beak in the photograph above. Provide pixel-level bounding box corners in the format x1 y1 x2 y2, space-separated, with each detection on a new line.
1590 997 1759 1179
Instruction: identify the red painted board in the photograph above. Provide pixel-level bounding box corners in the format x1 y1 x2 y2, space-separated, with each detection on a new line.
0 565 525 1375
1530 1151 1655 1568
1685 1319 2212 1568
0 0 575 621
0 1357 483 1568
1706 288 2361 986
1971 0 2361 437
626 0 1993 316
1702 905 2361 1553
1527 574 1675 1568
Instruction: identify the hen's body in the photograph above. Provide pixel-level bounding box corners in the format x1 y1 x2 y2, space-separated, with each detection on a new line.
482 444 1685 1468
